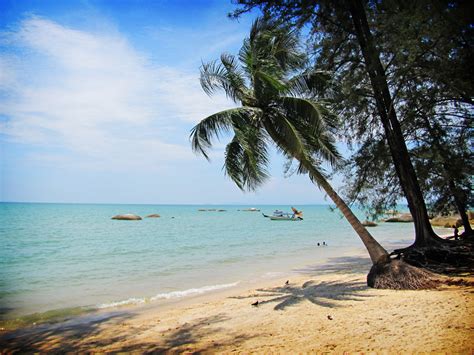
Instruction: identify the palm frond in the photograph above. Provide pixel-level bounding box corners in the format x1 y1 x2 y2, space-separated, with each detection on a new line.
255 70 287 92
287 70 332 97
270 27 305 71
224 125 270 191
224 137 245 190
219 53 249 100
190 107 255 160
200 59 247 103
262 110 307 161
279 97 342 167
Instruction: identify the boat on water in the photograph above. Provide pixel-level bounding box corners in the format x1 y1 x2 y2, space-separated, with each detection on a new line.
263 207 303 221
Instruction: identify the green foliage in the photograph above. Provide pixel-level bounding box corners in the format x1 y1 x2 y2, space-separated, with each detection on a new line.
233 0 473 220
191 17 340 192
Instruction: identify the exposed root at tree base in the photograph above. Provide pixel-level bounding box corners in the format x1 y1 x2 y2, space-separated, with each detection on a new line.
443 278 474 287
391 238 474 275
367 259 439 290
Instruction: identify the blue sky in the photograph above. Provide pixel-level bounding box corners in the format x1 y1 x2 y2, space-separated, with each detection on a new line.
0 0 340 204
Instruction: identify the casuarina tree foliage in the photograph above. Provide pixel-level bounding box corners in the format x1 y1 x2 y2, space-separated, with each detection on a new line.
231 0 473 246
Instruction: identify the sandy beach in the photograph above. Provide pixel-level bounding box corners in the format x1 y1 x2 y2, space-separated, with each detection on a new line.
1 250 473 353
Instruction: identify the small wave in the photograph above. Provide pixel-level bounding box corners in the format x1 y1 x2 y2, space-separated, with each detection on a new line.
96 297 147 309
150 282 239 301
96 282 239 309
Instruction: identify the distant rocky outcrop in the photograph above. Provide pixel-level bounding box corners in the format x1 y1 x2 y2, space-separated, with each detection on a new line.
384 213 413 223
146 214 161 218
430 216 462 228
111 214 142 220
362 221 378 227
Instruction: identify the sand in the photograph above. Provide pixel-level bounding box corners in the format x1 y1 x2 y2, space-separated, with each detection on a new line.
1 252 473 353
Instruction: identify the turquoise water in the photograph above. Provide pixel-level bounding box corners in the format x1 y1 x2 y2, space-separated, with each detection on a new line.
0 203 419 319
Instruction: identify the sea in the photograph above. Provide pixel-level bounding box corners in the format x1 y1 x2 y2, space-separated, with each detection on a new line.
0 202 436 322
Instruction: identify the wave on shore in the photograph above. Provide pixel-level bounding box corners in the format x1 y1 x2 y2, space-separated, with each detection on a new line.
96 282 240 309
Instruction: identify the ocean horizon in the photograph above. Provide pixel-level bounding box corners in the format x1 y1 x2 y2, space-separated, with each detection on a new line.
1 202 422 321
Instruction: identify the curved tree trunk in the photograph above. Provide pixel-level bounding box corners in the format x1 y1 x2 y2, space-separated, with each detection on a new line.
303 162 390 265
347 0 444 247
451 182 473 235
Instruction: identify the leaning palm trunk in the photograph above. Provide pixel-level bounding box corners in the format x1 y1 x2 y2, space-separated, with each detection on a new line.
301 160 437 289
308 167 389 265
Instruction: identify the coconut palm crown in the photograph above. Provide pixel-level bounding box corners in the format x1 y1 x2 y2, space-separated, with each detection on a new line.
192 19 339 189
191 18 396 276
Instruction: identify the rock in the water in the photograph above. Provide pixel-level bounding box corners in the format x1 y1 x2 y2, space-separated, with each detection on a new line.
111 214 142 220
146 214 161 218
430 216 462 228
384 213 413 223
362 220 378 227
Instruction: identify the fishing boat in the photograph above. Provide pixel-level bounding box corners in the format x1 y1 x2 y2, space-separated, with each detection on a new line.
263 207 303 221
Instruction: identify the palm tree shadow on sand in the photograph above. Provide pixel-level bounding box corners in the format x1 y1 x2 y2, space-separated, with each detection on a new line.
232 256 375 310
246 279 372 310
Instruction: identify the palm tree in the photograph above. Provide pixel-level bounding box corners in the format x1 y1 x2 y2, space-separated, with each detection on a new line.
191 18 435 289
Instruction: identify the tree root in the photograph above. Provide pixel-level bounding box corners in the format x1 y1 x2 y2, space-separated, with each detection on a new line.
390 238 474 275
443 278 474 287
367 259 439 290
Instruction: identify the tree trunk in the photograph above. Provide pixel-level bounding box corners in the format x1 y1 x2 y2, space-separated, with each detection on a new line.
347 0 443 247
450 179 474 235
303 161 437 290
304 163 390 265
419 115 473 235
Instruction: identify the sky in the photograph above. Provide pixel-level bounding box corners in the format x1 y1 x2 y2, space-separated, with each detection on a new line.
0 0 341 205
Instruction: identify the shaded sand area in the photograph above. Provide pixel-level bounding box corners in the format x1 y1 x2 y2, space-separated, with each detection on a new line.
1 254 473 353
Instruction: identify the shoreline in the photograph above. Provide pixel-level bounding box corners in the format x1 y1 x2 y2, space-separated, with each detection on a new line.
0 229 474 353
2 240 473 352
0 226 455 328
0 245 370 329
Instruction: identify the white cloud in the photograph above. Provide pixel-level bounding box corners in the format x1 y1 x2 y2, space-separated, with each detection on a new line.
0 16 234 170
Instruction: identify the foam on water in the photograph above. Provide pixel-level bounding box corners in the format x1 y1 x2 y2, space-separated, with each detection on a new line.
150 281 239 300
96 282 240 309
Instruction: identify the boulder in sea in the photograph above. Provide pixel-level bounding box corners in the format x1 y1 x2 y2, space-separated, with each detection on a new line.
146 214 161 218
111 214 142 220
430 216 462 228
362 220 378 227
384 213 413 223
